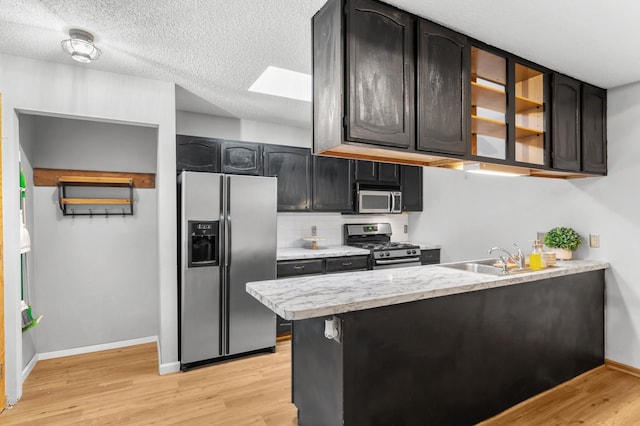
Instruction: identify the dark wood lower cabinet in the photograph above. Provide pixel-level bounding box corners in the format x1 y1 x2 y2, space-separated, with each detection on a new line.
419 248 439 264
277 256 369 336
292 270 604 425
276 259 324 278
276 259 324 336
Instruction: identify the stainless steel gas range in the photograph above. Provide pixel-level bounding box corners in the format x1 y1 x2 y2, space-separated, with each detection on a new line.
344 223 421 269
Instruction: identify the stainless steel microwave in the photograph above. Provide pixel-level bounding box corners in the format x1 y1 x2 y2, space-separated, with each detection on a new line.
357 190 402 214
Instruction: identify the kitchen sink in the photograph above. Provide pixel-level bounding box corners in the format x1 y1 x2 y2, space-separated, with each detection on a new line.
441 261 505 276
441 258 555 276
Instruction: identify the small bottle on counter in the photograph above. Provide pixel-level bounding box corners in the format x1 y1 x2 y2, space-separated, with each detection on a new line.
529 240 545 270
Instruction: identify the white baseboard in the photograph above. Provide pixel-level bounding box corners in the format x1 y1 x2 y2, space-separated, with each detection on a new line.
21 353 38 383
38 336 158 360
159 361 181 375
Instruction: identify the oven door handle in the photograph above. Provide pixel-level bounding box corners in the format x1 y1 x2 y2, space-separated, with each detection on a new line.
375 257 421 265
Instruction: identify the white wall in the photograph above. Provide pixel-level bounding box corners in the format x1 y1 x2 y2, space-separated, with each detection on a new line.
277 213 409 248
1 53 178 404
176 111 311 148
32 115 158 172
409 81 640 369
27 115 158 354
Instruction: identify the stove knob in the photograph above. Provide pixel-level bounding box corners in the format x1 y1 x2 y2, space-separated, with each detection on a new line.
385 252 390 257
412 250 417 255
377 252 384 258
406 250 412 255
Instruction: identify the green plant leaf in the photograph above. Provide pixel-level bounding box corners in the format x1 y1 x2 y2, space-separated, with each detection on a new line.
543 227 582 251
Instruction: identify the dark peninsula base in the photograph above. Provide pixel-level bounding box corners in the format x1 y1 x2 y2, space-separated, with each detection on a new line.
292 270 604 425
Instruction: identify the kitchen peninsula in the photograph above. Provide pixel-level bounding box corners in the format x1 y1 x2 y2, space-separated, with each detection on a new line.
247 260 609 425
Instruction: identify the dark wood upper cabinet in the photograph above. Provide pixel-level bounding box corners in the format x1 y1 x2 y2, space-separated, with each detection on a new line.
354 160 377 183
581 84 607 174
416 19 469 156
263 145 312 212
354 160 400 186
313 0 606 178
551 74 581 172
176 135 220 173
378 163 401 185
312 156 355 212
400 165 423 211
346 0 415 149
221 140 263 175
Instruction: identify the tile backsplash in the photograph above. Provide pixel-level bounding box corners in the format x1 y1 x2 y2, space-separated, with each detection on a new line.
277 213 409 248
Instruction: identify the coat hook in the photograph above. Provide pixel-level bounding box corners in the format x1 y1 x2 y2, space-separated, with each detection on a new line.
89 208 93 218
71 208 75 218
105 208 109 218
122 208 125 217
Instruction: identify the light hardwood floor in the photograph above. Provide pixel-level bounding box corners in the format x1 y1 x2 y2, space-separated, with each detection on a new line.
480 364 640 425
2 340 640 425
1 341 297 425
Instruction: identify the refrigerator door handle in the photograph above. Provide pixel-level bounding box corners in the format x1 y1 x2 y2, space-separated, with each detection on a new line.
219 175 226 356
225 176 232 354
226 177 232 268
224 176 233 355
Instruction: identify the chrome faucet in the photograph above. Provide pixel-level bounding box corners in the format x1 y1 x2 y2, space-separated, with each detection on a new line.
488 243 525 273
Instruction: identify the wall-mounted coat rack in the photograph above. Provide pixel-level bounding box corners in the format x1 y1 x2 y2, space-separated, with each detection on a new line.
33 168 155 217
57 176 134 217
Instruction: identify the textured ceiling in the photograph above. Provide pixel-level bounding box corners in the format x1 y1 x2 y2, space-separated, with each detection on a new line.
0 0 639 129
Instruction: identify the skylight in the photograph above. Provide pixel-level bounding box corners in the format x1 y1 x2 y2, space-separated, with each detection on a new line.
248 66 312 102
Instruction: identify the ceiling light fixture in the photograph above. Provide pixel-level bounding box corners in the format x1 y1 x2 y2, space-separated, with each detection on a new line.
61 29 101 63
249 66 311 102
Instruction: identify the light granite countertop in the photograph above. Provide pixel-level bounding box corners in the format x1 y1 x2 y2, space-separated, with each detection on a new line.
247 259 609 320
277 245 370 261
277 243 440 260
409 242 441 250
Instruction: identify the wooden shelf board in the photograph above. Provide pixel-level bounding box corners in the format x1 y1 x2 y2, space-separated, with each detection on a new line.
61 198 131 205
317 145 462 167
34 168 155 188
528 169 596 179
472 47 506 86
58 176 132 186
316 144 600 180
515 65 543 83
516 125 543 139
515 96 543 113
472 115 506 139
472 82 506 113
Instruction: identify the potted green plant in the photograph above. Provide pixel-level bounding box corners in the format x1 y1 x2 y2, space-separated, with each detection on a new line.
544 227 582 260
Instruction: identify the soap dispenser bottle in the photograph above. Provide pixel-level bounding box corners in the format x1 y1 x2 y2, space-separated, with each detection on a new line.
529 240 545 270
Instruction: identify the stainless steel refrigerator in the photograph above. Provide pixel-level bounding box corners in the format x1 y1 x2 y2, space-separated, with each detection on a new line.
178 171 277 369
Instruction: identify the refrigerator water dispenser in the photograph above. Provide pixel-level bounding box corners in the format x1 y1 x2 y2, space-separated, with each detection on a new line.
188 220 219 267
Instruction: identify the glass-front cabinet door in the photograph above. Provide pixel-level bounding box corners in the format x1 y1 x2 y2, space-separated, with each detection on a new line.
470 47 507 161
471 46 548 168
514 63 546 166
